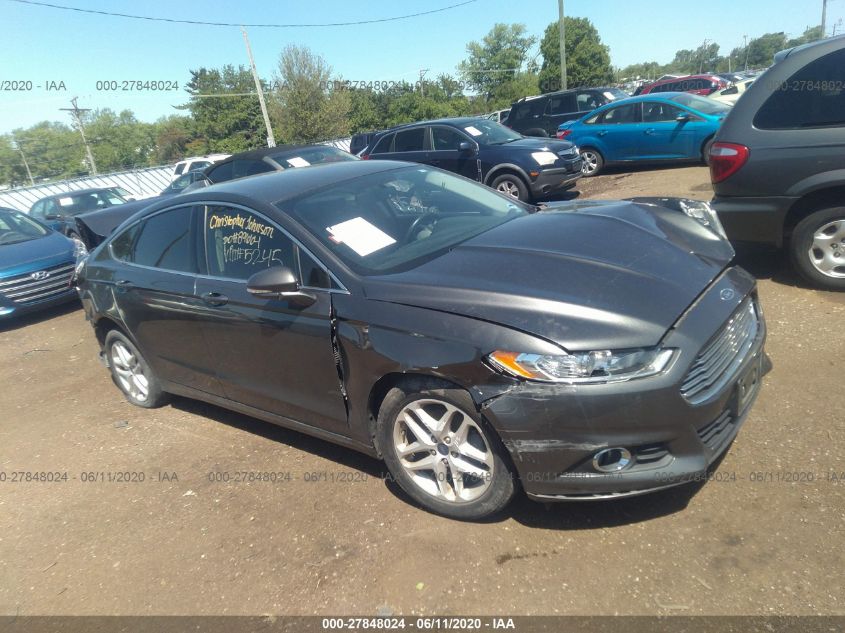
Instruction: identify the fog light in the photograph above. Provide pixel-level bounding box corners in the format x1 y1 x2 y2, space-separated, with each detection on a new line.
592 447 634 473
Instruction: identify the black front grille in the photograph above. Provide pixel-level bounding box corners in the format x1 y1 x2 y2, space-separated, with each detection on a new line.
681 299 759 404
0 262 75 304
697 410 735 454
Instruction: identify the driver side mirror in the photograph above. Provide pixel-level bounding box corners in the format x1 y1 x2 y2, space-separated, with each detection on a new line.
246 266 315 307
45 213 63 221
458 141 477 155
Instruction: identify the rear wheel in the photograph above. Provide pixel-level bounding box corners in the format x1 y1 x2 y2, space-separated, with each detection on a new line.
105 330 168 408
491 173 531 202
378 386 516 520
580 148 604 176
790 207 845 290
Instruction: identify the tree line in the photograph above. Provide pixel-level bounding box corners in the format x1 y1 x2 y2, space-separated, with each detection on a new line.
0 20 822 187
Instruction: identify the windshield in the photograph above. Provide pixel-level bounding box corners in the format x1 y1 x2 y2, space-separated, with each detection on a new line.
670 93 730 115
459 120 522 145
52 191 126 215
280 166 529 275
0 210 49 245
269 146 358 169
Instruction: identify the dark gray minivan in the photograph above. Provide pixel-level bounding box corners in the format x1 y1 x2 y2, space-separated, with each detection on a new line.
710 35 845 290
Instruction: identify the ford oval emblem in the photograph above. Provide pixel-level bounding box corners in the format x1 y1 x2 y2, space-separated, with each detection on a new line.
30 271 50 281
719 288 735 301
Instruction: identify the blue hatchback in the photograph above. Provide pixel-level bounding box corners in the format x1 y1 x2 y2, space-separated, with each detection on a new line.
0 207 86 319
557 93 730 176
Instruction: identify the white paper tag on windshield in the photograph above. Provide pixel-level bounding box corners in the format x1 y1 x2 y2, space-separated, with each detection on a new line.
327 217 396 257
58 197 73 206
464 126 482 136
287 156 311 168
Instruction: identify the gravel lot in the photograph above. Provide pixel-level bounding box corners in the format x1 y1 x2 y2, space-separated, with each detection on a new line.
1 164 843 616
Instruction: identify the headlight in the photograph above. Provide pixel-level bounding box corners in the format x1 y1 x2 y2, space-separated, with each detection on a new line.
679 199 727 239
71 237 88 260
531 151 558 166
488 348 675 384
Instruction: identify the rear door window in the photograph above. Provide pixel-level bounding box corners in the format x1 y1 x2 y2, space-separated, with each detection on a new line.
754 48 845 129
394 128 427 152
125 206 198 273
547 93 577 115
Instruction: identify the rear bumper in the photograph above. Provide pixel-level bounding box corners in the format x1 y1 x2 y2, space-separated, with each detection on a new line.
711 195 797 247
481 267 768 500
530 162 583 197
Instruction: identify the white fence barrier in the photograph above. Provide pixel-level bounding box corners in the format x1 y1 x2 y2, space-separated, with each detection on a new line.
0 165 175 212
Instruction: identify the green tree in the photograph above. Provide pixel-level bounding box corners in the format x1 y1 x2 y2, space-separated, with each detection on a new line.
787 25 823 48
459 23 536 100
734 32 788 69
12 122 86 181
539 17 613 92
85 109 156 171
152 115 195 164
183 65 266 153
269 45 351 143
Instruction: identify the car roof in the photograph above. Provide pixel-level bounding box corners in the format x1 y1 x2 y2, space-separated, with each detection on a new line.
210 145 329 164
774 33 845 63
36 187 120 201
375 117 490 135
179 160 412 207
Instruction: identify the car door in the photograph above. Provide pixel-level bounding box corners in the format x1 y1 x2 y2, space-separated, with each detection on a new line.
543 92 580 134
193 203 348 434
427 125 480 181
388 127 430 165
108 205 222 394
589 102 643 161
639 101 697 158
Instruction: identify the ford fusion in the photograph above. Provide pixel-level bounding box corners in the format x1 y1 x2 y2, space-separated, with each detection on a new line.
76 161 767 519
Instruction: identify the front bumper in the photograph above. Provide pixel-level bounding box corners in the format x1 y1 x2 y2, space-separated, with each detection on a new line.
482 266 768 500
0 287 78 319
711 195 797 247
530 161 583 197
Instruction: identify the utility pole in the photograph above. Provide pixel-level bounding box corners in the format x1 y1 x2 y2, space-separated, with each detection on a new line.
743 35 750 70
60 97 97 176
11 139 34 186
419 69 429 98
821 0 828 38
699 39 709 74
558 0 567 91
241 26 276 148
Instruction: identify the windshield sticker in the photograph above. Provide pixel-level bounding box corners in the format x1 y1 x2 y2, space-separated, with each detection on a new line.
286 156 311 168
327 217 396 257
464 126 482 136
58 197 73 206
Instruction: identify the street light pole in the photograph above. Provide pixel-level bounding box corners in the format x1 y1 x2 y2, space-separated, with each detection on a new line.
558 0 567 91
241 26 276 148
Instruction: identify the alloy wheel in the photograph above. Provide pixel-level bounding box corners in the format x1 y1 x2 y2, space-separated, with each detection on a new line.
392 398 495 503
581 151 599 175
496 180 521 199
110 341 150 402
808 219 845 278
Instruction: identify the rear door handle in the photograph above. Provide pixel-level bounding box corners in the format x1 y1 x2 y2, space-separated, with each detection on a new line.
644 128 655 135
201 292 229 307
115 279 134 292
597 131 608 137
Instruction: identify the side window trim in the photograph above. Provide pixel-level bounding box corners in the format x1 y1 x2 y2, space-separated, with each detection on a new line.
197 201 348 293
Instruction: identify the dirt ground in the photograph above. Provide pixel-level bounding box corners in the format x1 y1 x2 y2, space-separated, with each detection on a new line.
1 164 844 617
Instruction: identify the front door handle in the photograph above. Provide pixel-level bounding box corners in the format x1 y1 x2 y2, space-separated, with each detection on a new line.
115 279 134 292
597 130 608 137
644 128 655 135
201 292 229 307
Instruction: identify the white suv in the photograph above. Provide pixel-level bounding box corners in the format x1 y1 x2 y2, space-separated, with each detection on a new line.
171 154 230 181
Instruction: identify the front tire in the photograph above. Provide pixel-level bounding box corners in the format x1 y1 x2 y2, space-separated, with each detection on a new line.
491 174 531 202
580 148 604 176
105 330 168 408
377 386 516 520
790 207 845 290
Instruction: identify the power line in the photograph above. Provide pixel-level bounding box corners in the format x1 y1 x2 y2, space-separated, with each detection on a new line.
7 0 477 27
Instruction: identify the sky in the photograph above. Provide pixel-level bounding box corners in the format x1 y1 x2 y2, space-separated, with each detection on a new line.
0 0 842 134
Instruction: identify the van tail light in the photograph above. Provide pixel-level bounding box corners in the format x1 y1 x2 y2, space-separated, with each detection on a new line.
709 142 749 183
557 129 572 140
360 153 370 160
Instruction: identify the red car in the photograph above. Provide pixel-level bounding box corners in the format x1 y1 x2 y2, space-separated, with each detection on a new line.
636 74 727 97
